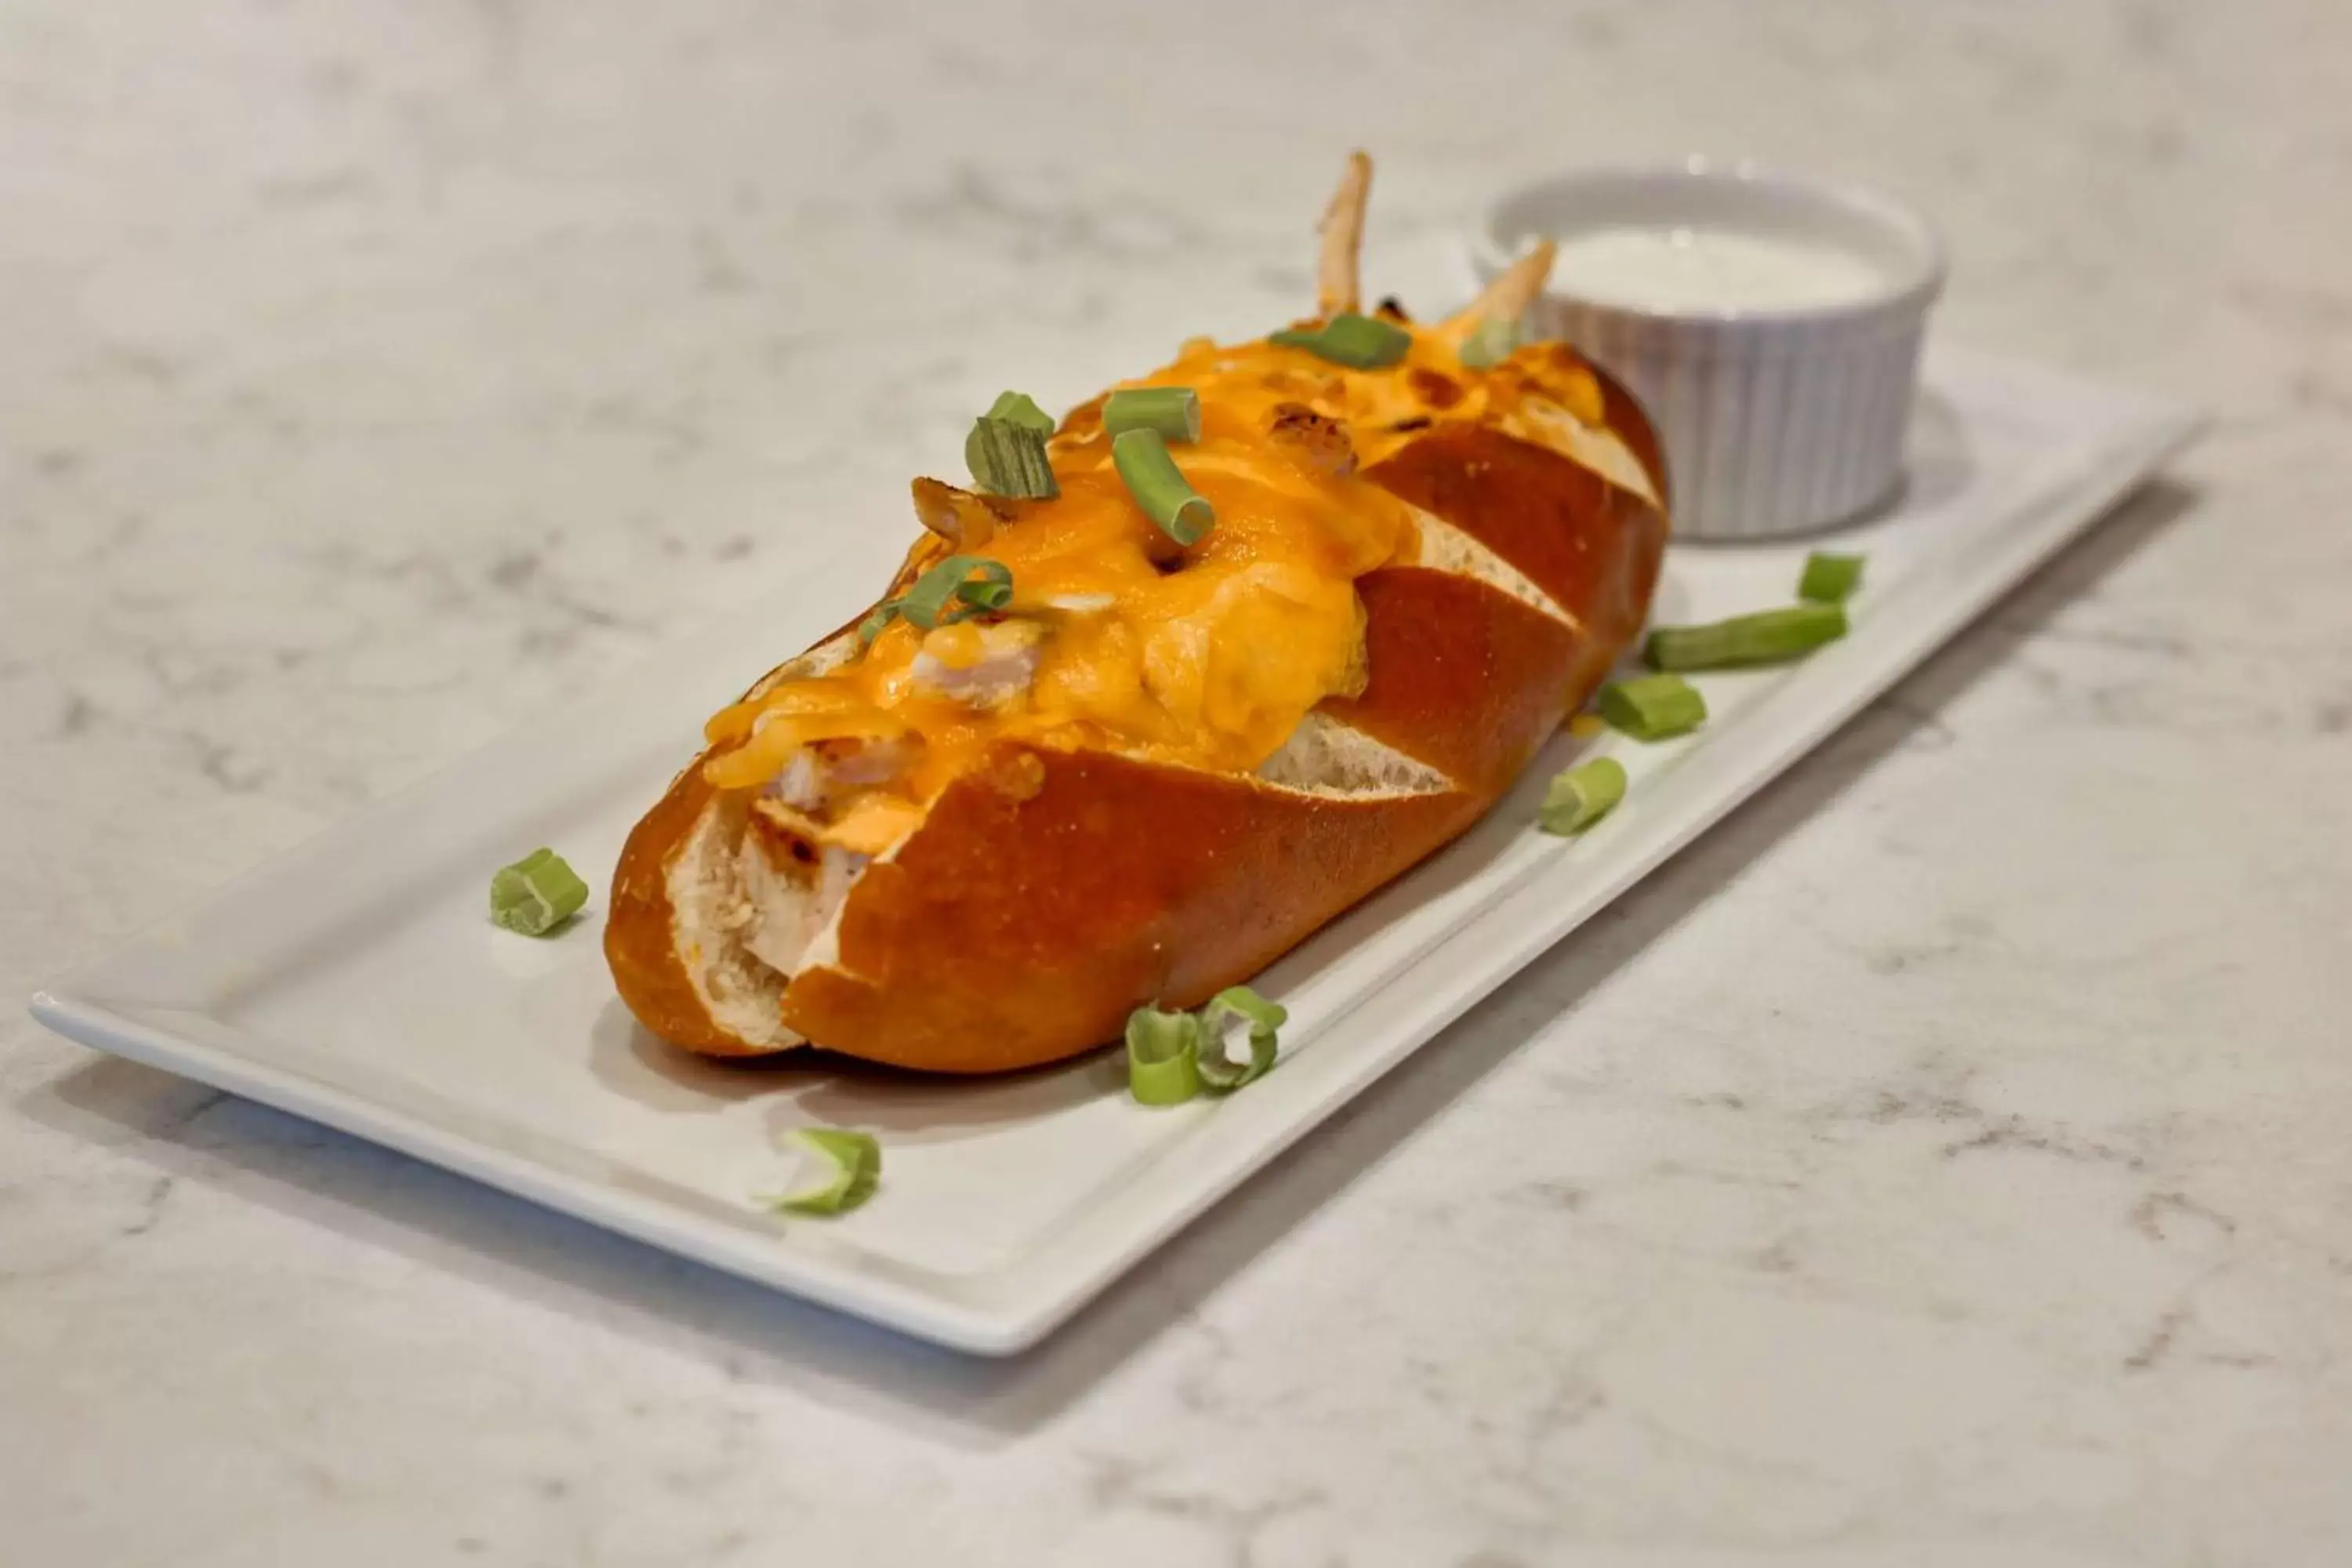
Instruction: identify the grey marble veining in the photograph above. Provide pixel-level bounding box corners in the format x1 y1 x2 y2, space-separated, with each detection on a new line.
5 2 2351 1563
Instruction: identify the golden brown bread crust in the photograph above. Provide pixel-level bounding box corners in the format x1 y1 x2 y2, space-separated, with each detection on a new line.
606 350 1668 1074
775 747 1482 1073
1367 421 1664 644
1319 566 1584 797
1590 355 1671 515
1334 411 1667 797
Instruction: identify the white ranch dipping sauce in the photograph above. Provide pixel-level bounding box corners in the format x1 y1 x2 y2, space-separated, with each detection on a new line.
1548 224 1889 314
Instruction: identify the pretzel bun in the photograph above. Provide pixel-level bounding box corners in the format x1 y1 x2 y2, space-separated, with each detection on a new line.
608 328 1667 1074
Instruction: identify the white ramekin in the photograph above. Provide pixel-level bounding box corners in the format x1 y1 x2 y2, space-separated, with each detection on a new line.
1468 159 1947 540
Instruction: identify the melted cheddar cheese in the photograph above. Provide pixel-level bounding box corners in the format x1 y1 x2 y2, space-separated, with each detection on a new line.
700 325 1610 846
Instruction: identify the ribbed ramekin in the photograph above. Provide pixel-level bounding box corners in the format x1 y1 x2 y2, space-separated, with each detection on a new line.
1469 160 1947 540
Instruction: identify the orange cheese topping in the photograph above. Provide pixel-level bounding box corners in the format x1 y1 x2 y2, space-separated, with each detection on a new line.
701 325 1609 840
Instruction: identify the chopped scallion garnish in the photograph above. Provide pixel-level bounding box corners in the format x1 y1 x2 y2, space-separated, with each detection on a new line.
1539 756 1627 835
765 1127 880 1217
1103 387 1202 444
1126 1007 1203 1107
966 416 1058 499
1112 429 1215 546
1798 552 1866 604
860 556 1013 644
1192 985 1286 1093
1269 311 1411 369
1459 315 1522 370
488 848 590 936
897 554 1014 630
1644 603 1848 672
1126 984 1288 1105
957 572 1013 612
1597 673 1708 742
984 390 1056 436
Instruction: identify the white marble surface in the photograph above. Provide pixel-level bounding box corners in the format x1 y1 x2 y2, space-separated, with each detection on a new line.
4 1 2350 1563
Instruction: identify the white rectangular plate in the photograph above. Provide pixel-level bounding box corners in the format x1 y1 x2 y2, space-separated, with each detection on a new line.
31 346 2197 1354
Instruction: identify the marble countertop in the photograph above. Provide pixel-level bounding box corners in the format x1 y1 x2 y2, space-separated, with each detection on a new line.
5 2 2350 1563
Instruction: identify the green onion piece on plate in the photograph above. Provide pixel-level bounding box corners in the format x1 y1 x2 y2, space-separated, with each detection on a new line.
1102 386 1203 444
1112 428 1216 546
984 390 1056 436
967 416 1058 499
488 848 589 935
1597 673 1708 742
1192 985 1286 1094
1269 311 1412 369
1539 756 1627 835
1127 1006 1203 1107
897 555 1014 630
1644 602 1849 672
1458 315 1522 370
1798 552 1866 604
768 1127 881 1217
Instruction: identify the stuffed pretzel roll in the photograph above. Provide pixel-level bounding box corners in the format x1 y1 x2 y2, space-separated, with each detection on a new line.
608 154 1669 1073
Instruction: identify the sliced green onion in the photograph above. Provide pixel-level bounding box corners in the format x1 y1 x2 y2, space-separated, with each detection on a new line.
767 1127 880 1217
858 601 901 645
488 848 589 935
1798 552 1866 604
897 555 1014 630
984 390 1056 436
966 417 1058 499
1127 1006 1203 1107
1193 985 1285 1094
1458 315 1522 371
1539 756 1627 836
1644 603 1849 672
1112 429 1216 546
1269 311 1412 369
1102 387 1202 444
1597 673 1708 742
957 572 1013 612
